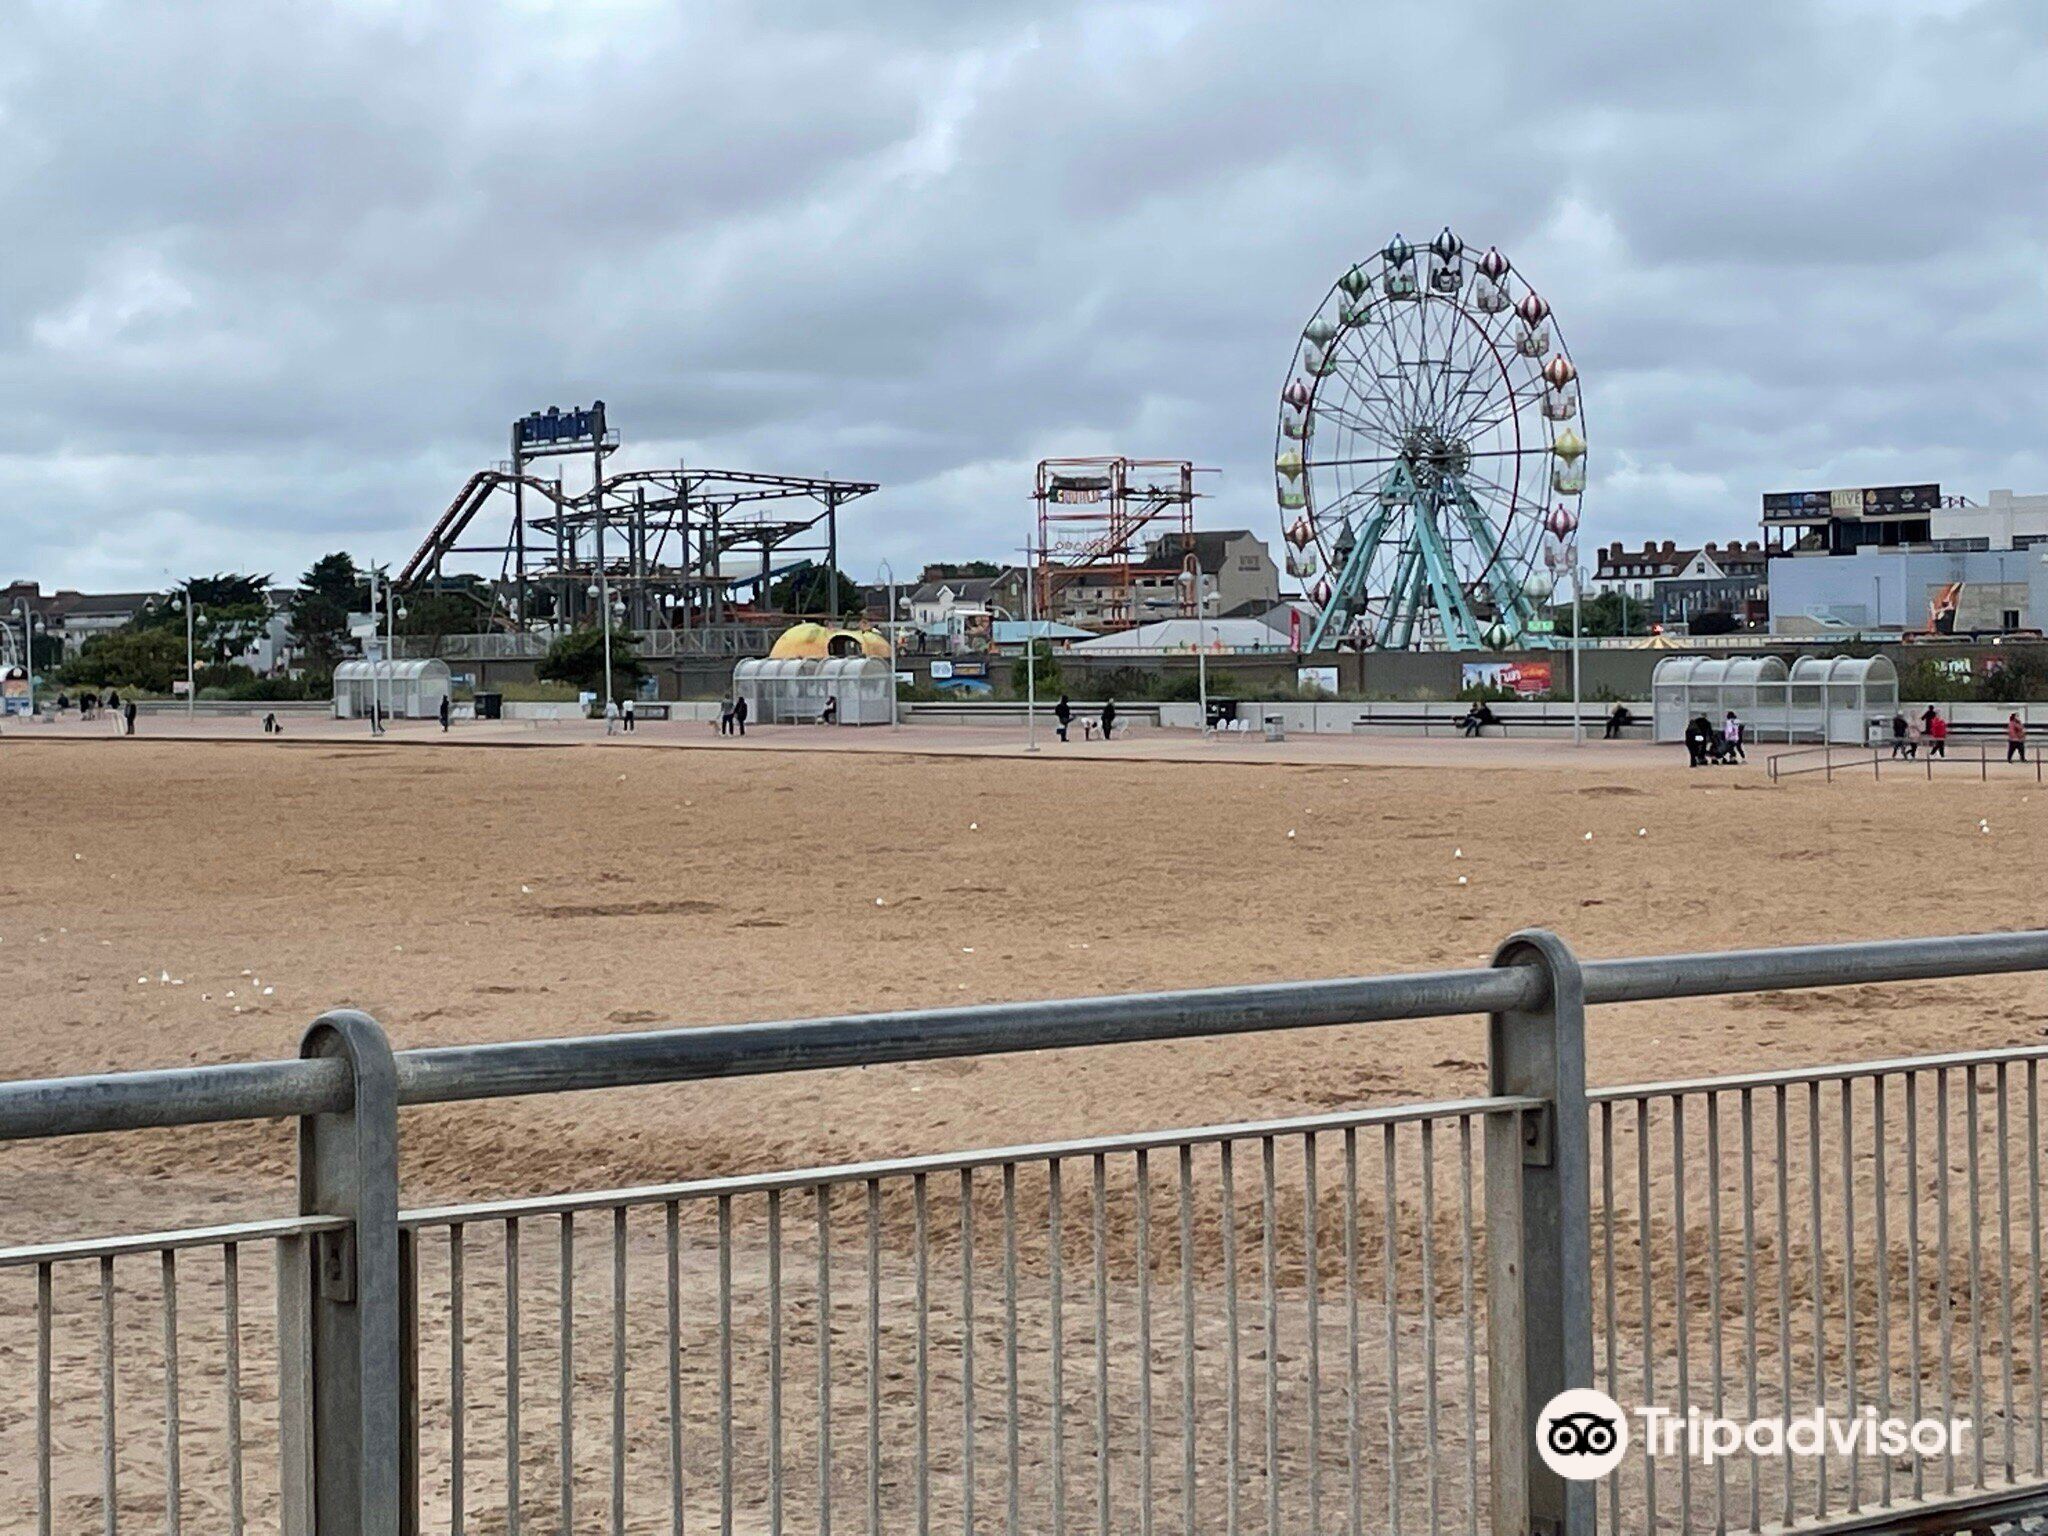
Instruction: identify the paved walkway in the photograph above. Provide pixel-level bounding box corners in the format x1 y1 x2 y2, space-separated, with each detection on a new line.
5 710 1686 772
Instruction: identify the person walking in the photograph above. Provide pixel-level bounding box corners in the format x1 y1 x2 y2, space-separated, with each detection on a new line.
719 694 736 736
1927 710 1949 758
1055 694 1072 743
1904 716 1921 759
1100 696 1118 741
603 698 619 736
1890 712 1909 758
1683 714 1710 767
733 693 749 737
622 696 636 733
122 698 137 736
2007 712 2027 762
1722 710 1745 763
438 694 452 733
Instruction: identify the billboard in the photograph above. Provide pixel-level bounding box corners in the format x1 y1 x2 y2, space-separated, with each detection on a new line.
1461 660 1553 698
1763 484 1940 521
1 667 29 716
515 402 607 449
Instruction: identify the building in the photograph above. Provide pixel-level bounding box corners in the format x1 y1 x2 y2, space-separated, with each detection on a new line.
0 584 156 656
1764 486 2048 635
1143 530 1281 616
1586 541 1696 602
905 568 1027 651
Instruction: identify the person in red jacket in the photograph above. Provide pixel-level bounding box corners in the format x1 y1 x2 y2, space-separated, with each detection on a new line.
1927 711 1949 758
2008 713 2028 763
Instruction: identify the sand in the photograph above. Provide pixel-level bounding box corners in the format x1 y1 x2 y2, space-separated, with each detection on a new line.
2 732 2044 1533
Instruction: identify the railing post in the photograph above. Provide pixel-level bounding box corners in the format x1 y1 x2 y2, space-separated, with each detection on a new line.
294 1010 403 1536
1487 930 1594 1536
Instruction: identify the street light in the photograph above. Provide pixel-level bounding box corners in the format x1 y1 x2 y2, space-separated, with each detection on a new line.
876 559 900 729
169 592 205 720
587 576 617 720
8 602 40 717
1180 557 1211 735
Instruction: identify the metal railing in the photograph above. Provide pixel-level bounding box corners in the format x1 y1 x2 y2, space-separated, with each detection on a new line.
1768 741 2044 783
6 930 2048 1536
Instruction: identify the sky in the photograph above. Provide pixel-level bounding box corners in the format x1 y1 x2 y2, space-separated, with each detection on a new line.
3 0 2044 593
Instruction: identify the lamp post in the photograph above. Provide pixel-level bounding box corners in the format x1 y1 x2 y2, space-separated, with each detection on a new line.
1181 556 1212 735
1017 551 1039 753
587 575 617 720
1570 553 1584 747
9 602 40 717
168 591 204 720
876 559 899 729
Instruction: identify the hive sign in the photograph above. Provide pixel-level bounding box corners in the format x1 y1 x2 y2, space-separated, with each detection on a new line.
515 403 605 448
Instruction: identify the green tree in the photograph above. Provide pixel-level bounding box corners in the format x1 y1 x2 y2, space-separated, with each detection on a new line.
768 564 864 616
132 575 273 666
288 553 368 676
1550 591 1646 638
395 588 491 647
62 627 188 693
1006 640 1063 696
536 625 643 696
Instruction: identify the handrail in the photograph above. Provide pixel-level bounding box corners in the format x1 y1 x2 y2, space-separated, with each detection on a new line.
4 929 2048 1141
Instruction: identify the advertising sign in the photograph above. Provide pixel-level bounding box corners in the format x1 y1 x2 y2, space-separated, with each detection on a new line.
1296 666 1338 697
515 402 606 448
1461 660 1554 698
1763 485 1940 521
1 667 29 717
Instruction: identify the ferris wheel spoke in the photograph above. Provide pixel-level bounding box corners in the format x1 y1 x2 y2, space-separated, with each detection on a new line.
1324 332 1413 445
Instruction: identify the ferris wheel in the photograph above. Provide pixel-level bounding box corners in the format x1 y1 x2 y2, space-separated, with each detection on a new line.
1276 228 1586 651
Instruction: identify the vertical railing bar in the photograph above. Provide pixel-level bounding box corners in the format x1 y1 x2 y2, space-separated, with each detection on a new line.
1264 1135 1281 1536
1093 1154 1109 1536
1004 1162 1020 1536
163 1247 182 1536
1965 1065 1985 1490
1936 1068 1955 1498
450 1223 468 1536
1305 1132 1323 1536
770 1190 785 1536
666 1204 683 1536
1638 1098 1657 1534
2029 1060 2044 1479
1996 1062 2016 1484
37 1260 53 1536
615 1205 629 1536
817 1185 834 1536
561 1212 577 1536
1905 1074 1925 1506
1674 1095 1693 1535
961 1169 976 1536
1740 1089 1761 1535
1839 1079 1859 1511
1808 1081 1827 1520
100 1253 117 1536
507 1217 522 1536
1419 1121 1438 1536
1459 1117 1478 1536
1179 1145 1196 1536
224 1241 245 1536
1381 1124 1401 1536
1343 1129 1361 1536
1138 1149 1155 1536
1706 1094 1727 1536
1873 1077 1892 1509
866 1179 882 1536
1602 1102 1620 1535
914 1174 931 1536
1050 1161 1066 1536
1223 1141 1241 1536
1774 1087 1793 1528
719 1196 734 1536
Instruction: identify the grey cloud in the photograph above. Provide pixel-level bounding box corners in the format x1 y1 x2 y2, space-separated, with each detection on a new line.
1 0 2042 589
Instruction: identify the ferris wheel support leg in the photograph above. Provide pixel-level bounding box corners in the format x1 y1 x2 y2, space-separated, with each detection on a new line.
1410 489 1484 650
1388 549 1428 651
1449 483 1535 638
1306 502 1393 652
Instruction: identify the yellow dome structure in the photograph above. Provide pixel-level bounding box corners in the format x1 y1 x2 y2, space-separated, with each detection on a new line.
769 622 894 661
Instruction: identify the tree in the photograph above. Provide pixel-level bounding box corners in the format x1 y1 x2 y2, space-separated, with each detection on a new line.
395 589 491 647
1550 591 1645 638
536 625 643 696
61 627 188 693
921 560 1002 580
288 554 368 676
131 574 273 667
768 563 864 617
1006 640 1062 696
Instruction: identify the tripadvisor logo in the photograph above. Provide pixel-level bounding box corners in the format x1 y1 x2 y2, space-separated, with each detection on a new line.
1537 1390 1970 1480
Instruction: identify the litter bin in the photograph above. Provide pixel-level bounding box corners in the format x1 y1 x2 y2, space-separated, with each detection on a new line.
473 691 503 721
1263 715 1286 743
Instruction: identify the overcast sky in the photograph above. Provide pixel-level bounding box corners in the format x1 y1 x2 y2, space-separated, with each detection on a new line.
4 0 2043 593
